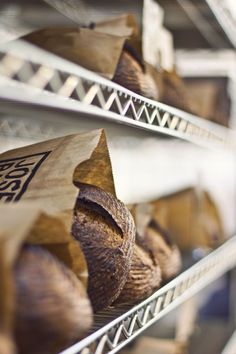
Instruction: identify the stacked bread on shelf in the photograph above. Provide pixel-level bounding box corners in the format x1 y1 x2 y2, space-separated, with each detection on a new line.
0 130 225 353
19 2 231 126
72 182 136 311
0 204 93 354
21 12 191 113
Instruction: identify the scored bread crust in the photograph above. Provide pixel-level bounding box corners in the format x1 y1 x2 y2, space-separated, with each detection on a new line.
14 245 93 354
113 50 144 95
72 183 135 312
114 236 162 305
145 220 182 281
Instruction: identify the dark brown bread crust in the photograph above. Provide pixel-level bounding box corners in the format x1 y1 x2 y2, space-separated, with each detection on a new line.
14 245 92 354
113 50 143 95
72 183 135 311
145 219 182 281
114 236 162 304
113 47 158 100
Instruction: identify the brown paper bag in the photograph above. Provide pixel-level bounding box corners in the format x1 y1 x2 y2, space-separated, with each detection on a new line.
0 129 115 283
95 14 142 55
95 14 133 37
0 202 93 354
0 204 46 354
23 27 127 79
198 190 225 248
151 188 225 251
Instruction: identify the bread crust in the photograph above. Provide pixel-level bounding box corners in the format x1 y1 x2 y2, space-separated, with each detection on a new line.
14 245 92 354
115 234 162 304
72 183 135 311
145 219 182 281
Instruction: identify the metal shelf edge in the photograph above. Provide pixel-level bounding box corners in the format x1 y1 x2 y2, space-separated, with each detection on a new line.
59 236 236 354
0 40 235 150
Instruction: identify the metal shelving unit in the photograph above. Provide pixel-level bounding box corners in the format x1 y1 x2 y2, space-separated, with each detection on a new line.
0 36 236 354
58 236 236 354
0 40 236 150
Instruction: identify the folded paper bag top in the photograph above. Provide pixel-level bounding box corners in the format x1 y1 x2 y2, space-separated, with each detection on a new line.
22 14 140 79
22 27 127 79
0 129 115 207
0 129 115 284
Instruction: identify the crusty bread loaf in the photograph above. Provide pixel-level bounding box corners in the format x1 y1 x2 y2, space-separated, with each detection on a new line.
14 245 92 354
145 219 182 281
72 183 135 311
113 44 159 100
114 235 161 304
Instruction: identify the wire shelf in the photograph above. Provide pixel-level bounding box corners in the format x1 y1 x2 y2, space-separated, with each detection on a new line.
0 40 235 150
59 236 236 354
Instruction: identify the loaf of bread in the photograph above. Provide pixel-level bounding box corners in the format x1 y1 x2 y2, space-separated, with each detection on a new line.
114 234 162 304
72 183 135 311
14 245 92 354
113 43 159 100
145 219 182 281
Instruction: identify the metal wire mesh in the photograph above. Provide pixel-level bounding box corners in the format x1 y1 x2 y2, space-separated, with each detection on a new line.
60 236 236 354
0 41 235 149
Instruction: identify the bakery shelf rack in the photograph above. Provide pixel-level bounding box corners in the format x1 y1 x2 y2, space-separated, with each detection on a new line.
0 39 236 150
59 235 236 354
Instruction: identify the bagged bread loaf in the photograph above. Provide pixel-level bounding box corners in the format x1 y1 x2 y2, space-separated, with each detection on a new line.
114 234 161 305
131 203 181 282
22 15 161 101
0 130 135 311
0 204 93 354
145 219 182 281
72 183 135 311
151 188 225 251
113 42 159 100
15 245 92 354
23 25 128 79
